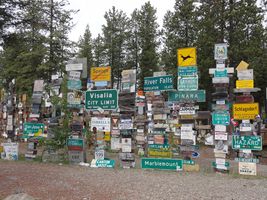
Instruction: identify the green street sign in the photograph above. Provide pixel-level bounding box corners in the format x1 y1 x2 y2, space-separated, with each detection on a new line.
144 75 173 92
168 90 206 102
212 162 230 167
214 69 227 77
178 76 198 91
212 111 230 125
67 80 82 90
85 89 118 110
23 123 44 138
67 138 83 147
183 160 195 165
232 135 262 151
141 158 183 170
178 66 197 77
92 159 115 168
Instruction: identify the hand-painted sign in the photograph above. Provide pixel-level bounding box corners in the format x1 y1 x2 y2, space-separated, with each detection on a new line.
212 112 230 125
144 75 173 92
178 66 197 76
90 66 111 81
232 135 262 150
233 103 259 120
2 143 19 160
236 80 254 89
85 89 118 110
177 47 197 67
141 158 183 170
237 69 253 80
168 90 206 102
178 76 198 91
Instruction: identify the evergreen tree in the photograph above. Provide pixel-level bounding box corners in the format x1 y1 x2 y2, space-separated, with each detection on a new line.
102 6 130 88
93 34 106 67
134 2 160 89
78 24 94 74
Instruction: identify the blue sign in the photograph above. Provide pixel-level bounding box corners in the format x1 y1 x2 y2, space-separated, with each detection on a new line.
67 80 82 90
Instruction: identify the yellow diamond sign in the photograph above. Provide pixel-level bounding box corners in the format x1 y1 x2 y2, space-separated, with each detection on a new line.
177 47 197 67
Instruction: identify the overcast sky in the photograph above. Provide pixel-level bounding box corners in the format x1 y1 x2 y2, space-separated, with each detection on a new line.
68 0 176 42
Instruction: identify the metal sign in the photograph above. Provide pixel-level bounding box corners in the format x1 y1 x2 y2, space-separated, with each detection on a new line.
178 76 198 91
33 80 44 92
212 77 229 84
85 89 118 110
90 66 111 81
236 80 254 89
214 43 228 60
177 47 197 67
179 106 195 115
214 132 228 140
178 66 197 76
66 63 83 71
232 135 262 150
212 112 230 125
141 158 183 171
144 75 173 92
67 80 82 90
235 158 259 163
233 103 259 120
239 162 257 176
95 149 105 160
67 138 84 151
91 159 115 168
68 71 81 80
168 90 206 102
23 123 44 138
90 117 111 132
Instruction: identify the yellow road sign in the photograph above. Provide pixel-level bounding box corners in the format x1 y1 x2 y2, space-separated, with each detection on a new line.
91 66 111 81
233 103 259 120
236 80 254 89
177 47 197 67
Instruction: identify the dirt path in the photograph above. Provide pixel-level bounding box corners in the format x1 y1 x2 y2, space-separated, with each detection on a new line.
1 161 267 200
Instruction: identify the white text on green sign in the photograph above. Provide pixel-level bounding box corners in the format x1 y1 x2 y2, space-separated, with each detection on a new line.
232 135 262 151
144 75 173 92
85 89 118 110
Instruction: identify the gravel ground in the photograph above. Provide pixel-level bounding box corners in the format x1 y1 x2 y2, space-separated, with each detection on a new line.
1 160 267 200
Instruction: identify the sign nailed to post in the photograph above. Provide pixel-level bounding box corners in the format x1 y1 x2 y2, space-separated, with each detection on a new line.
233 103 259 120
141 158 183 171
212 112 230 125
85 89 118 110
168 90 206 102
177 47 197 67
214 43 228 60
178 76 198 91
23 123 44 138
90 66 111 81
144 75 173 92
232 135 262 150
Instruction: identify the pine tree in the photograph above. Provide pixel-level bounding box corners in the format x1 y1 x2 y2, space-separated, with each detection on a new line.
133 2 160 89
93 34 106 67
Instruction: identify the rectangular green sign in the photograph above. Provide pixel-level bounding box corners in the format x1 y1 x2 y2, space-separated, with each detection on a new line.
23 123 44 138
141 158 183 170
232 135 262 150
212 162 230 167
94 159 115 168
178 66 197 76
168 90 206 102
85 89 118 110
212 112 230 125
67 80 82 90
67 138 83 147
144 75 173 92
178 76 198 91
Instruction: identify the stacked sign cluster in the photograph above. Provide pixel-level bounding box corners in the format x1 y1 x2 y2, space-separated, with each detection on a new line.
232 61 261 176
118 69 136 168
66 61 86 163
210 43 232 172
176 47 201 170
87 66 116 168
